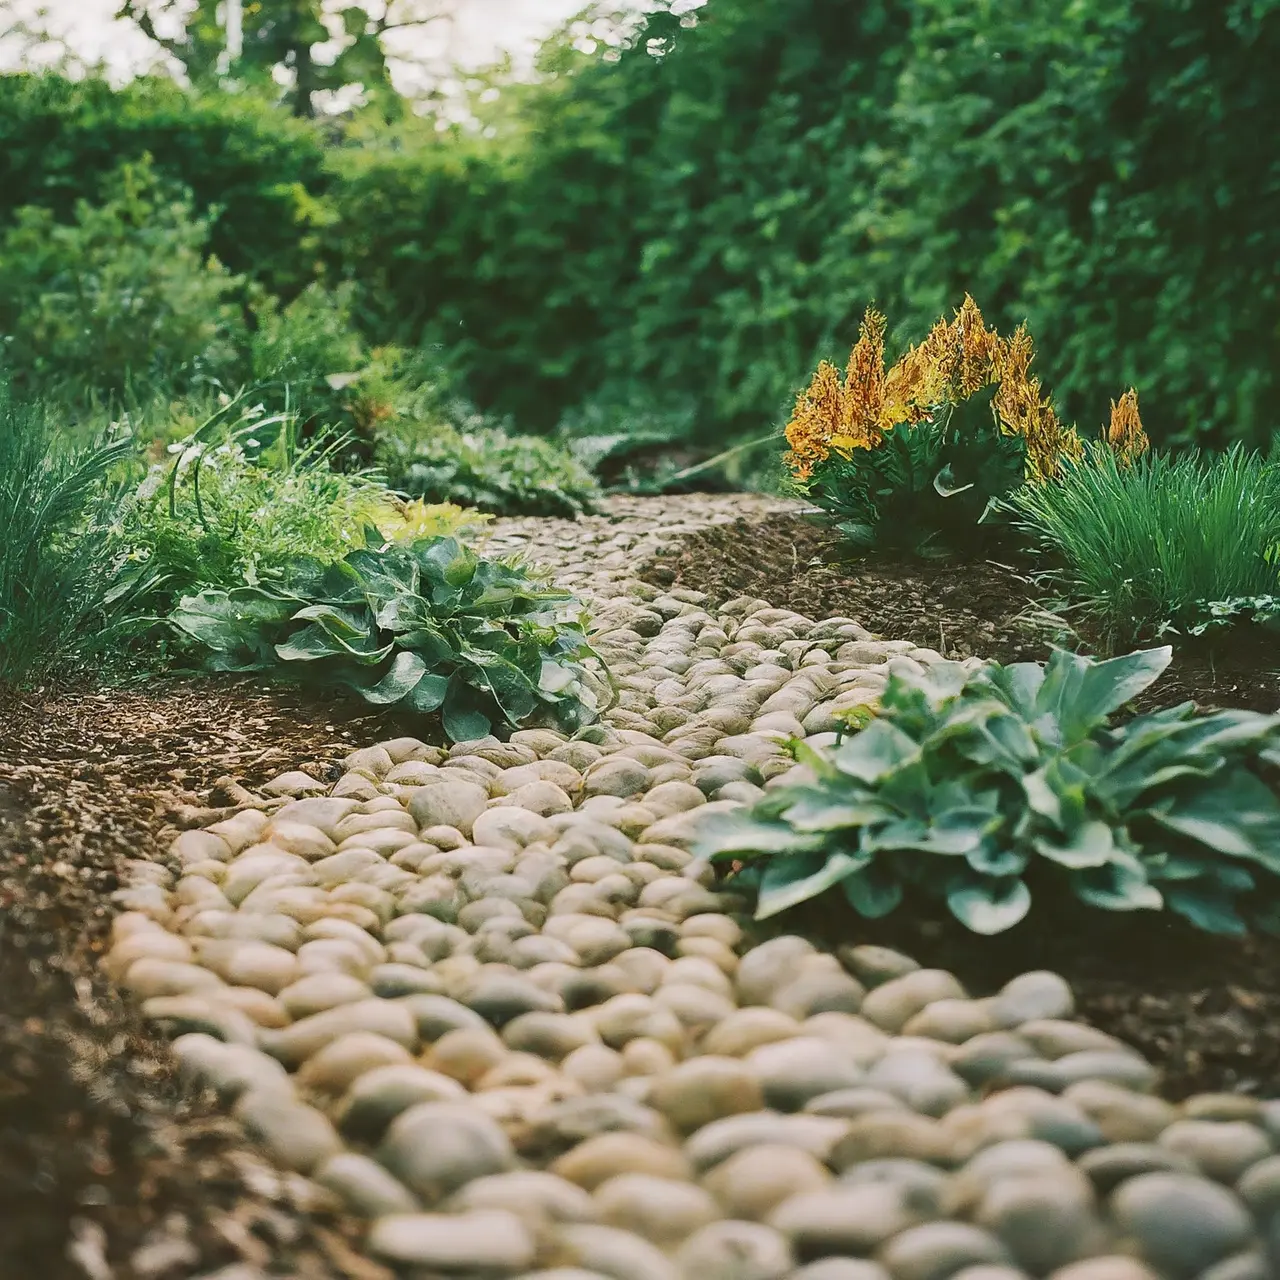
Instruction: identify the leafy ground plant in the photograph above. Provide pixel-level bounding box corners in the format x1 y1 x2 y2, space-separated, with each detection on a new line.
1005 443 1280 650
698 646 1280 937
117 394 483 618
0 384 132 683
377 412 599 518
170 534 602 742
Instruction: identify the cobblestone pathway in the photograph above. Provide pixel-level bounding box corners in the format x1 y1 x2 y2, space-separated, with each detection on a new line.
107 497 1278 1280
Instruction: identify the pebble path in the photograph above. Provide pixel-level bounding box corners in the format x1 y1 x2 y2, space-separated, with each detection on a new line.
106 497 1280 1279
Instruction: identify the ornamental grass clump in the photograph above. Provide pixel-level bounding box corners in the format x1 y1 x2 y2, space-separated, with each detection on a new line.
0 382 133 683
784 297 1149 555
697 646 1280 937
1005 443 1280 651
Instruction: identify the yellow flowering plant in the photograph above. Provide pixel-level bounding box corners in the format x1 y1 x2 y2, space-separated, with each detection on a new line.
785 297 1147 555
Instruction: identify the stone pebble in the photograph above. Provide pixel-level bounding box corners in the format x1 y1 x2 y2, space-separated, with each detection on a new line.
100 495 1280 1277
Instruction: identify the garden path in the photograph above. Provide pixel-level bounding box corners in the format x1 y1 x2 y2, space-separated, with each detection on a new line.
91 495 1280 1280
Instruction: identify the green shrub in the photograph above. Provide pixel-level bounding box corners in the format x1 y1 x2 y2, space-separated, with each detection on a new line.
698 646 1280 937
248 281 367 397
0 155 246 403
377 411 599 518
170 535 602 742
0 384 132 683
1005 445 1280 651
116 395 475 618
0 74 330 297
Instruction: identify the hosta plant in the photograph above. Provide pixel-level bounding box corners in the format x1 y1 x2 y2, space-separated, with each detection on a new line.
170 535 603 742
784 297 1149 555
697 646 1280 936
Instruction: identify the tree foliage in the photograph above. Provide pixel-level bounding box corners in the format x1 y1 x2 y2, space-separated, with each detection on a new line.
2 0 1279 450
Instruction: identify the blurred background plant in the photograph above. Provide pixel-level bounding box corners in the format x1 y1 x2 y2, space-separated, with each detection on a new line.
2 0 1279 688
0 381 133 683
4 0 1276 478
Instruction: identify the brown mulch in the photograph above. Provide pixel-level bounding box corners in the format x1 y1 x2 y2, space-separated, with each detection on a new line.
0 679 406 1280
641 510 1280 714
647 510 1280 1100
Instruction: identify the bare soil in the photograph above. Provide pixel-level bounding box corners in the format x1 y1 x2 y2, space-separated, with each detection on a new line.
641 510 1280 714
0 680 403 1280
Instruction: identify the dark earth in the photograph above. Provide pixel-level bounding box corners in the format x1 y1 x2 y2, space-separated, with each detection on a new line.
642 509 1280 715
645 509 1280 1103
4 506 1280 1276
0 681 403 1280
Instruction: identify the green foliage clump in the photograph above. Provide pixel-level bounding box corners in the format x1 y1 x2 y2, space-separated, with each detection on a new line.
377 413 599 518
0 74 329 297
699 646 1280 937
118 395 481 618
0 384 132 683
1005 446 1280 651
0 155 245 403
7 1 1280 461
171 536 601 742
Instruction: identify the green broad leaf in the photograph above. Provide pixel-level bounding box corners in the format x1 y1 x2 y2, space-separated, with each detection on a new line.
363 650 430 704
1022 765 1063 825
979 660 1046 720
1035 646 1172 745
1144 851 1221 883
835 520 875 550
468 653 538 723
442 697 491 743
406 671 449 713
275 622 343 662
946 875 1032 934
1033 819 1117 869
539 658 578 694
1146 773 1280 869
841 863 904 918
941 704 1038 771
694 809 827 860
275 557 360 604
416 537 479 590
170 588 294 650
830 719 922 784
780 790 890 832
373 591 431 633
1073 856 1163 912
1163 884 1248 936
965 842 1027 876
328 630 397 666
290 602 370 641
757 850 869 920
397 624 455 664
868 804 995 856
345 547 418 599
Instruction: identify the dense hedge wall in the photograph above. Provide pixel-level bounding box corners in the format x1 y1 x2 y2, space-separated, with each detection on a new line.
4 0 1279 448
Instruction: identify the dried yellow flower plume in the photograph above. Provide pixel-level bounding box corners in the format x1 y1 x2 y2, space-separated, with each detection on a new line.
884 315 959 423
829 307 889 453
992 324 1079 480
1107 388 1149 465
953 294 1002 397
784 359 843 480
